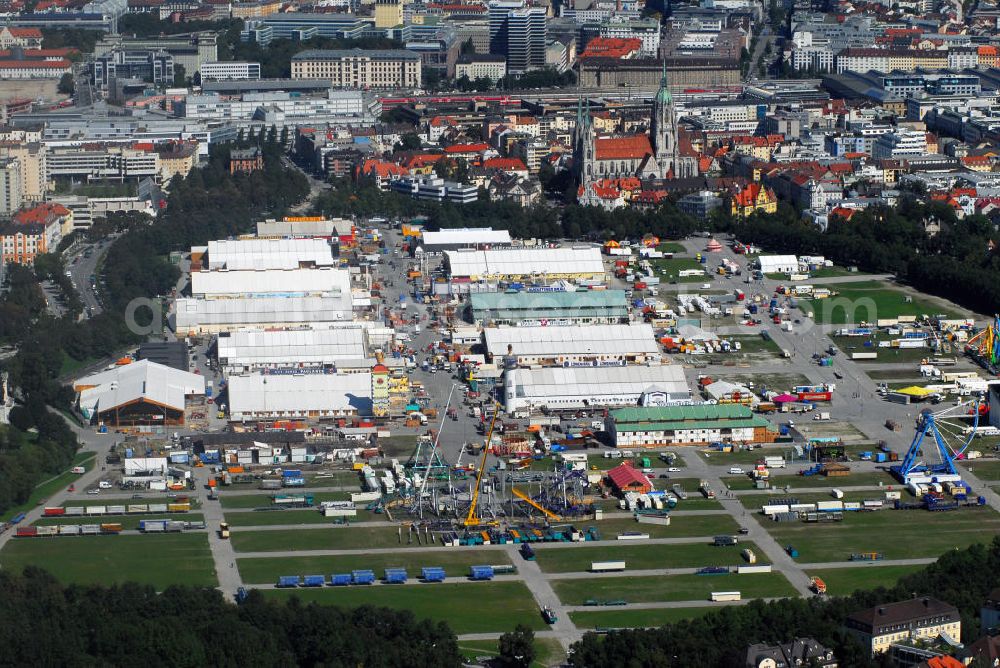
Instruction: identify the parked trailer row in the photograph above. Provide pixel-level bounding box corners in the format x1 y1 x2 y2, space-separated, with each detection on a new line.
43 503 190 517
16 524 123 537
275 566 455 587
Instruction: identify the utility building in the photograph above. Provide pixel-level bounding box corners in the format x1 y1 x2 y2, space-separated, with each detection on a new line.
607 405 778 448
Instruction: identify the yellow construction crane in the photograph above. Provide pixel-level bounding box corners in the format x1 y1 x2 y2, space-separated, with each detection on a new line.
463 402 502 527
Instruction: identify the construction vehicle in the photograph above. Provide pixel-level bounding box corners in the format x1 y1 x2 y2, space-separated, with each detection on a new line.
463 402 502 527
810 577 827 595
219 521 230 540
542 607 557 624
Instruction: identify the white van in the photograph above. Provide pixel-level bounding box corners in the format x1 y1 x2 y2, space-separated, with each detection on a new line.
729 467 745 475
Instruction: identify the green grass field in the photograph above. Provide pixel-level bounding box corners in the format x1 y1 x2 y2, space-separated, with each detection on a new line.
570 607 716 629
552 572 797 605
721 470 898 491
33 513 205 530
809 266 856 279
303 471 363 487
738 490 893 512
957 460 1000 481
223 509 384 527
219 492 349 509
1 452 97 522
656 242 686 255
804 564 924 596
761 507 1000 562
592 514 739 540
459 638 564 668
698 446 804 467
261 581 545 634
727 335 783 355
0 533 215 588
804 283 961 324
534 542 760 573
230 526 437 552
720 373 811 392
239 549 512 584
652 257 708 282
829 336 933 364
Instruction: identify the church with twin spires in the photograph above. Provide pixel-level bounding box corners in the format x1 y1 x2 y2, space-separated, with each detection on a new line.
573 64 698 205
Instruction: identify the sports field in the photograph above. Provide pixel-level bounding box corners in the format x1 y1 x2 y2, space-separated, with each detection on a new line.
0 533 215 588
261 581 545 634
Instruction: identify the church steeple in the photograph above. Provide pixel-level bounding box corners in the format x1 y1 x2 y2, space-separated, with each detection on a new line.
651 60 675 172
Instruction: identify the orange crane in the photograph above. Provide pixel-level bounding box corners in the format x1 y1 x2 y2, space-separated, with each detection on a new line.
463 403 502 527
511 486 562 521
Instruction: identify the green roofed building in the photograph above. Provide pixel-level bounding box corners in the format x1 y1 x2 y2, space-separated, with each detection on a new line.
468 289 629 326
608 404 778 448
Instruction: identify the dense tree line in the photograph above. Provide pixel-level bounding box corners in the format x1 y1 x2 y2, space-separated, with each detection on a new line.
313 180 705 241
571 536 1000 667
0 568 462 667
722 195 1000 316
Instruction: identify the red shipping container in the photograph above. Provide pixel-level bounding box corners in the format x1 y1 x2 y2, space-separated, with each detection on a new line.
16 527 37 537
43 507 65 516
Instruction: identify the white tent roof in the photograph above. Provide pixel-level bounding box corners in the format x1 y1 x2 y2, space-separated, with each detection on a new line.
75 360 205 414
507 365 689 399
206 238 334 270
756 255 798 271
190 267 351 298
445 246 605 278
227 373 372 416
217 328 367 366
485 324 659 357
421 228 512 247
175 295 353 329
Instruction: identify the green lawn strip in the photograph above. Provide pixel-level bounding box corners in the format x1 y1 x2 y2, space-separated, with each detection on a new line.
552 572 796 605
260 582 546 634
804 564 924 596
1 453 97 522
33 513 205 530
656 242 686 255
738 490 897 512
570 607 715 629
804 283 961 324
0 533 215 588
698 446 807 467
957 460 1000 481
590 514 739 540
809 266 856 279
760 506 1000 562
458 638 565 668
238 549 512 584
230 526 435 552
225 509 338 526
219 491 349 509
53 497 201 509
303 472 363 487
534 542 761 573
721 470 898 491
727 334 783 355
829 336 935 363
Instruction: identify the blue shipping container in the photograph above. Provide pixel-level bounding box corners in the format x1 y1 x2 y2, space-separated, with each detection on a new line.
469 565 494 580
282 469 303 478
303 575 325 587
278 576 299 588
421 567 446 582
352 570 375 584
384 568 408 584
331 574 352 586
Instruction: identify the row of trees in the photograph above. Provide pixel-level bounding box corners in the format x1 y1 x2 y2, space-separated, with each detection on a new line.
723 195 1000 316
0 568 463 666
571 537 1000 667
312 180 706 241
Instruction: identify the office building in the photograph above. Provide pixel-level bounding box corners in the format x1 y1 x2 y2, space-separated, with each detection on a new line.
0 158 22 215
91 49 174 89
845 598 960 656
456 54 507 82
199 61 261 81
290 49 421 88
505 7 547 73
